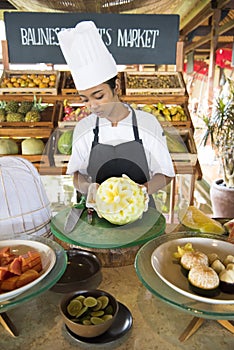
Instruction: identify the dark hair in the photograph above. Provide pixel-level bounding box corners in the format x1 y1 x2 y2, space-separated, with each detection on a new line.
104 75 118 93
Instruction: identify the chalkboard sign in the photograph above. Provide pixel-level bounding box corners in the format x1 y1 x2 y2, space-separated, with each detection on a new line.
4 12 179 65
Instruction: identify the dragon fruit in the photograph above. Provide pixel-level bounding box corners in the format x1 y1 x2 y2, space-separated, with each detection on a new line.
224 219 234 243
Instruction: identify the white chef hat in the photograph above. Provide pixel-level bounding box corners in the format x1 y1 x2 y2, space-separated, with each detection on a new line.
58 21 118 90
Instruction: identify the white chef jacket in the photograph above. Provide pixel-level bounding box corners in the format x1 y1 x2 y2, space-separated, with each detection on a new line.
66 107 175 179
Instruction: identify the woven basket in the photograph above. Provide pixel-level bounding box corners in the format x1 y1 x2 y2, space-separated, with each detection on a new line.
0 156 51 238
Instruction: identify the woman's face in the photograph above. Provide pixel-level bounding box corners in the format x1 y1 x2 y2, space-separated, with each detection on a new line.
79 81 120 119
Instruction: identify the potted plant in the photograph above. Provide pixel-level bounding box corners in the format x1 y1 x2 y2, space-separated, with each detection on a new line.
202 78 234 218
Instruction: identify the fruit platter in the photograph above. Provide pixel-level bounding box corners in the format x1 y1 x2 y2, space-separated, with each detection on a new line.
151 236 234 304
0 70 60 95
135 231 234 320
0 239 56 302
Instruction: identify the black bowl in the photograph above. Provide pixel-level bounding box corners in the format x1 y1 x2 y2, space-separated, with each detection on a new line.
51 249 102 293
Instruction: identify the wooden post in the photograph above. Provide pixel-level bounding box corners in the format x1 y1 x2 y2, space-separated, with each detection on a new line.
1 40 9 69
176 41 184 72
207 10 221 107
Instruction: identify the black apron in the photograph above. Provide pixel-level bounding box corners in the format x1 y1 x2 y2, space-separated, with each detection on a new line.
87 107 150 185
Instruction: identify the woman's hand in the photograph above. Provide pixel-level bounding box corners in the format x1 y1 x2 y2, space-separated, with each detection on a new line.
138 184 149 212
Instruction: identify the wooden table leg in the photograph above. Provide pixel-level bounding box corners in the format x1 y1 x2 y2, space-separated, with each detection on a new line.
217 320 234 333
179 318 234 342
0 312 19 337
179 317 204 342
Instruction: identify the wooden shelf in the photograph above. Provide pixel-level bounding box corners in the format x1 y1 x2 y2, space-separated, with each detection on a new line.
0 93 188 104
38 166 67 175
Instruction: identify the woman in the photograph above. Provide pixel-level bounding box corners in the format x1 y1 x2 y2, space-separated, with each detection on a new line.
58 21 175 207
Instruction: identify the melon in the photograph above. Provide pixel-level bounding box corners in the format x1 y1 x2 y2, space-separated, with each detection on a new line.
96 176 147 225
21 138 45 155
57 129 73 155
0 139 18 154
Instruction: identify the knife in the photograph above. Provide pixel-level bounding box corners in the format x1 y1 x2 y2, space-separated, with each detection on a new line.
64 195 86 233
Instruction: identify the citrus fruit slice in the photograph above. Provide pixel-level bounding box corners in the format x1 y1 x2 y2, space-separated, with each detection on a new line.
83 296 97 308
179 206 225 234
67 299 82 316
200 222 226 234
97 295 109 309
90 316 105 325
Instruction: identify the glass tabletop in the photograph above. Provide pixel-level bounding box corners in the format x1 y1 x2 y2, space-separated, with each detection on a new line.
0 236 67 313
51 207 166 249
135 231 234 320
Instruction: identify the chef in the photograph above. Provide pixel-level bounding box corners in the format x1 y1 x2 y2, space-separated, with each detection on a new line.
58 21 175 207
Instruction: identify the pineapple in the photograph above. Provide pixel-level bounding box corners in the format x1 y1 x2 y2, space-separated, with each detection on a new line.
25 95 48 122
18 101 33 115
0 101 6 122
6 112 24 122
5 101 19 113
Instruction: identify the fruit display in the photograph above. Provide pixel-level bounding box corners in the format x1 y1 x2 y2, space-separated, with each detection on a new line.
96 176 148 225
164 129 188 153
0 138 18 154
163 128 198 165
0 96 48 123
138 102 188 122
24 96 48 122
57 129 74 155
125 72 185 95
21 138 45 155
62 100 90 122
127 74 181 89
0 71 57 89
179 206 225 234
0 101 6 121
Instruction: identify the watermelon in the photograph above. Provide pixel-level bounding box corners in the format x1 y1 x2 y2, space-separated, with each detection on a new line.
57 129 73 155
